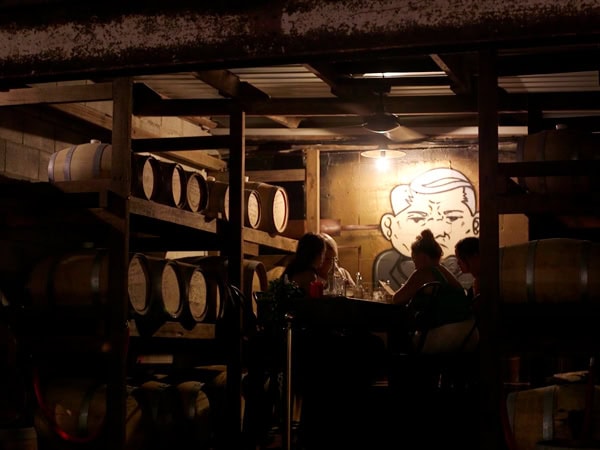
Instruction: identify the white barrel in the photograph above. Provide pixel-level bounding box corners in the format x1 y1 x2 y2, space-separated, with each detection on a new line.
48 140 112 182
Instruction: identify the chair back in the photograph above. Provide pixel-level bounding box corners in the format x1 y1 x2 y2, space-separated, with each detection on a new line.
408 281 479 354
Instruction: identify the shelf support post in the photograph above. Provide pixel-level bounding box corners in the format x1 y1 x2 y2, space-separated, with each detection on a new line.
478 48 502 450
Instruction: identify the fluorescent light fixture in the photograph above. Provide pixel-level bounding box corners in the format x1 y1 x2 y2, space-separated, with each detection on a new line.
360 71 445 78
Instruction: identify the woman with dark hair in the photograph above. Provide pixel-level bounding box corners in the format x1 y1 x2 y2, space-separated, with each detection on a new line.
282 232 326 293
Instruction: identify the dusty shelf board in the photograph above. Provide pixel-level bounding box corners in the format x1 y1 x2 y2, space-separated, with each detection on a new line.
128 320 216 340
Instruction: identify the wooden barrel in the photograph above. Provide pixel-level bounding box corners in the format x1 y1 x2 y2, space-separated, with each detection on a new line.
244 189 262 230
516 128 600 194
27 250 109 308
174 381 211 447
205 179 229 220
132 154 162 201
184 171 209 213
506 384 600 450
159 260 186 321
204 180 261 228
128 254 189 322
242 259 268 316
165 260 219 327
0 427 38 450
132 381 178 447
34 379 142 447
48 140 111 182
127 253 170 319
499 239 600 304
177 256 227 322
245 181 289 234
154 160 187 208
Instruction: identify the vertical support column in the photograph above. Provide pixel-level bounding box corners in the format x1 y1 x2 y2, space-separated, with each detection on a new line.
478 49 502 450
225 103 245 448
107 77 132 450
305 149 320 233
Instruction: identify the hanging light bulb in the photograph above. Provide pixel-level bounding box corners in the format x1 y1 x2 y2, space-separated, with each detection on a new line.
360 148 405 171
375 151 389 170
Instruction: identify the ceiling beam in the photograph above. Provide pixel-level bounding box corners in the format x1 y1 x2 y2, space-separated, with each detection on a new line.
132 91 600 117
193 69 304 128
429 54 473 95
210 126 528 144
304 63 373 116
0 83 113 106
193 70 270 102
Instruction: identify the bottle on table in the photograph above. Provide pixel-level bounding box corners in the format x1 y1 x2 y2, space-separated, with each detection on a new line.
355 272 365 299
325 256 345 296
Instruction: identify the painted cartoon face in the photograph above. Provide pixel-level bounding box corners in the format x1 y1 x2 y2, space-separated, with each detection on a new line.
382 189 476 256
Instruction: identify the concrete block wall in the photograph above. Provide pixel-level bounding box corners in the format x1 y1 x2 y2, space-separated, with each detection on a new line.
0 97 209 182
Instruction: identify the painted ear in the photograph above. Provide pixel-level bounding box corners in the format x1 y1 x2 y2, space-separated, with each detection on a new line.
472 213 480 235
380 213 394 240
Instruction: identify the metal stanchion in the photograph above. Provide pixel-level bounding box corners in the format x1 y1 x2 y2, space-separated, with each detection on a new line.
283 312 294 450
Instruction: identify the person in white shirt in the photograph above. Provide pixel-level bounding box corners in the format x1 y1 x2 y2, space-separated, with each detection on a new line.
317 232 355 289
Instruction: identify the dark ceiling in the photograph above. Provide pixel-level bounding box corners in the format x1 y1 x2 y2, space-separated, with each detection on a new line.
0 1 599 151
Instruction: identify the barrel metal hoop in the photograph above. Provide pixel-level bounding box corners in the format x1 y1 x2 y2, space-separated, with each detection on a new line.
526 240 538 303
180 382 203 420
48 152 58 182
91 251 105 305
77 382 105 436
92 144 109 178
506 391 516 434
63 145 77 181
541 385 555 441
580 240 590 303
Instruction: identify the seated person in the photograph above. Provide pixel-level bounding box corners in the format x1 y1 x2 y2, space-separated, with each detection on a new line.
455 236 481 300
317 232 355 290
281 232 325 294
282 233 386 448
392 229 476 353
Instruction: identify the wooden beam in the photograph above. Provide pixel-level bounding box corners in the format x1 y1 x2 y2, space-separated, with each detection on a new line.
193 70 270 102
246 169 305 183
0 82 113 106
265 115 304 128
429 53 473 95
131 136 231 152
477 48 501 450
133 92 600 118
304 149 320 234
194 69 305 129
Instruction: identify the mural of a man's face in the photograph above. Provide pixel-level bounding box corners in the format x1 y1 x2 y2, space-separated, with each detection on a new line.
382 189 477 256
380 168 479 258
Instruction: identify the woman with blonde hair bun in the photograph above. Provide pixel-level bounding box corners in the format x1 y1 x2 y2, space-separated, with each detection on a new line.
392 229 472 329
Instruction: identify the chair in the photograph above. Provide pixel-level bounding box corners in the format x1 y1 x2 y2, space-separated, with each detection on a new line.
386 282 480 448
389 281 480 393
